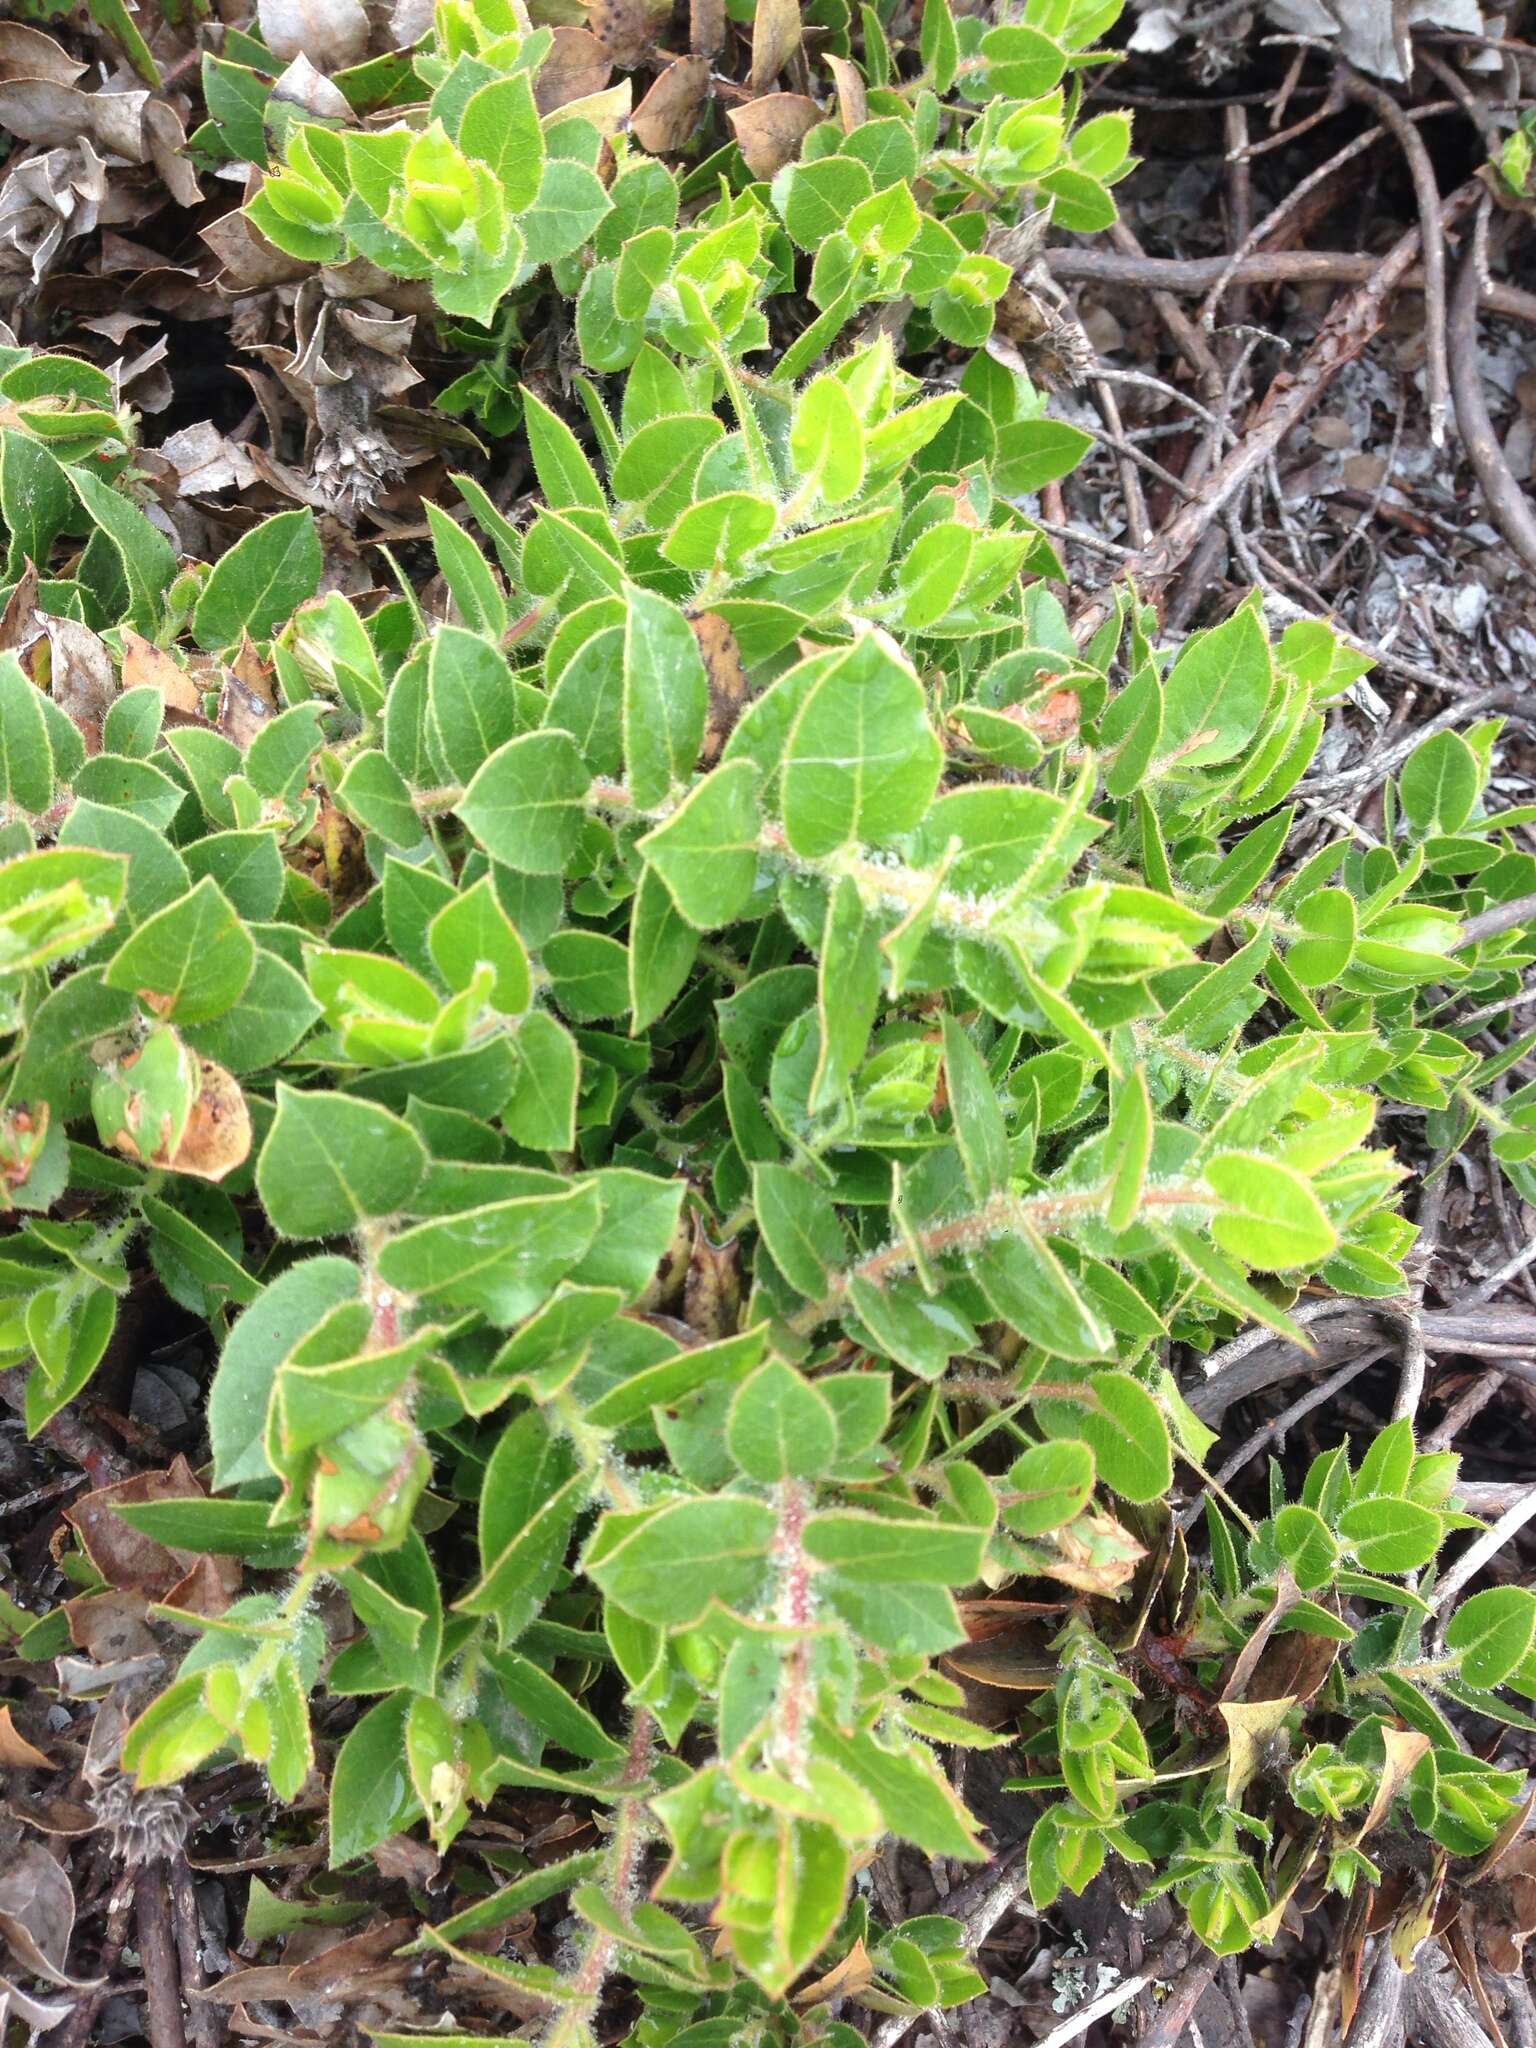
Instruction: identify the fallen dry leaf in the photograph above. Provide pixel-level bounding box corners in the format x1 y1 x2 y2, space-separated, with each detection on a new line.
158 421 259 499
0 82 147 162
201 208 312 291
690 0 726 56
750 0 802 93
218 669 274 747
64 1456 239 1605
794 1936 873 2006
257 0 371 70
197 1920 413 2005
270 52 354 121
585 0 671 64
631 56 710 155
534 28 612 113
0 25 85 85
823 53 867 133
37 615 115 755
0 561 38 654
683 1217 742 1339
546 80 632 141
728 93 819 178
65 1586 162 1666
0 1707 53 1771
0 139 113 296
0 1837 95 1990
120 628 202 713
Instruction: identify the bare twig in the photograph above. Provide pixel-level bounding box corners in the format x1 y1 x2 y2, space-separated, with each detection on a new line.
1339 67 1449 444
1184 1349 1387 1528
1048 249 1536 330
170 1854 218 2048
1447 195 1536 581
1451 889 1536 951
1198 1297 1359 1384
1073 184 1482 641
1299 682 1516 797
1090 376 1153 543
1432 1483 1536 1618
1197 120 1387 331
1464 1236 1536 1308
135 1863 188 2048
1105 217 1225 412
1351 1947 1406 2048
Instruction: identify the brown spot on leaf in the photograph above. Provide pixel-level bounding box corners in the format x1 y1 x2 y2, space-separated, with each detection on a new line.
168 1059 252 1182
691 609 749 765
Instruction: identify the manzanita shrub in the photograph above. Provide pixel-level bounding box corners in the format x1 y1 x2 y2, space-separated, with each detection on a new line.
4 0 1536 2034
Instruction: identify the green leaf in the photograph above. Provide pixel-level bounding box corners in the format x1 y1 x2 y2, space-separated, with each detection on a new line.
1286 888 1356 988
209 1256 361 1488
458 71 544 210
192 509 322 650
427 626 523 784
428 877 532 1013
1206 1154 1337 1270
1336 1497 1442 1575
1354 1416 1416 1500
790 375 866 504
1446 1587 1536 1689
629 863 699 1031
377 1182 602 1323
812 1719 983 1861
752 1163 845 1299
0 653 55 813
522 157 611 269
1034 1371 1172 1505
1105 1068 1152 1233
1158 605 1273 769
993 419 1093 496
941 1015 1008 1202
425 502 507 638
506 1010 581 1151
585 1328 767 1431
330 1691 422 1866
103 876 255 1025
523 387 606 514
638 759 762 928
460 730 592 872
979 23 1066 95
1273 1504 1339 1591
726 1358 840 1482
585 1496 777 1627
68 464 177 634
969 1229 1112 1362
624 584 708 809
780 636 942 858
458 1407 587 1644
1002 1440 1095 1537
802 1510 986 1585
257 1086 428 1240
485 1647 625 1762
1400 730 1479 838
